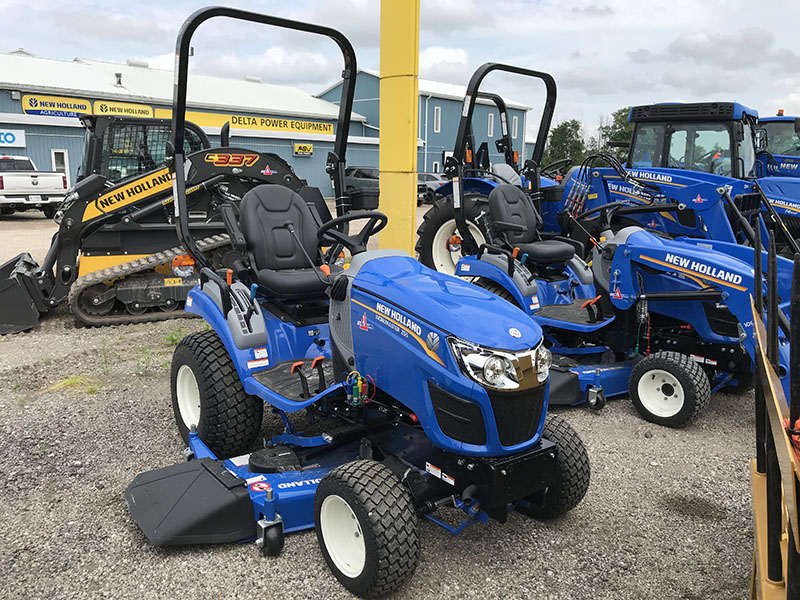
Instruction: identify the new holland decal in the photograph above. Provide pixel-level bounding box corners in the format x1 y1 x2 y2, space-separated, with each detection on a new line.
82 168 172 221
639 253 746 291
351 299 444 366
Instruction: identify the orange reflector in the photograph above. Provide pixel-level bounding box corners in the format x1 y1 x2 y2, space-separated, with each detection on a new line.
513 150 519 164
226 269 233 286
171 254 195 269
320 264 331 276
466 149 473 164
448 235 461 245
778 108 785 116
556 175 564 183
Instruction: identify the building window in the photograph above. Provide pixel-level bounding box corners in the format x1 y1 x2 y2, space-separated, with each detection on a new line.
512 116 519 139
488 113 494 138
433 105 441 133
51 149 69 186
432 161 440 173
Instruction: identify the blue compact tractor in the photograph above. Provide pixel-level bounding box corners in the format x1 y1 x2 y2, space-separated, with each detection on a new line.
442 63 793 426
124 9 590 598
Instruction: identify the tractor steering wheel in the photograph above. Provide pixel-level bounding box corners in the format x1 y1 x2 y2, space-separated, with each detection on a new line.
317 211 388 256
542 158 572 180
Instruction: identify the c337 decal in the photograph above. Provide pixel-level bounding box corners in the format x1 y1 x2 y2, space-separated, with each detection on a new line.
204 153 259 167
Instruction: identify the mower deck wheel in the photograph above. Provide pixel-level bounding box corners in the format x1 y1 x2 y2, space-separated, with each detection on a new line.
517 414 590 520
629 351 710 427
171 330 262 458
315 460 419 598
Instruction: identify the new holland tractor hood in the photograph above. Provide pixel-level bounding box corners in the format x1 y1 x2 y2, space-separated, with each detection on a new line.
351 253 544 351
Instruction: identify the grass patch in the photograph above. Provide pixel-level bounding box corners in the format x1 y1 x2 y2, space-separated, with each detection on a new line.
45 375 91 392
135 348 158 377
41 375 100 396
164 326 186 347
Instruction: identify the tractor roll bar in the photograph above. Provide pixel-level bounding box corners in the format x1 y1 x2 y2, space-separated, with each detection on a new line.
450 63 557 256
169 6 357 269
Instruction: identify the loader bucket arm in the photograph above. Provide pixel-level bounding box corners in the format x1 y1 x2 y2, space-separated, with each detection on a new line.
170 7 357 270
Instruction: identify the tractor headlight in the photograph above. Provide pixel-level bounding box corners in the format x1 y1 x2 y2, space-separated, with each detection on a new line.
449 338 519 390
536 345 551 383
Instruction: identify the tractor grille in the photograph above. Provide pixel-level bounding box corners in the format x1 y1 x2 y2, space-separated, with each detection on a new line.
733 193 761 216
703 302 740 338
488 386 547 447
781 213 800 237
629 102 735 122
429 382 486 445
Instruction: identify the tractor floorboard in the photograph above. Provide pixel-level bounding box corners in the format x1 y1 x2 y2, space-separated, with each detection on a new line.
534 299 601 325
252 359 336 401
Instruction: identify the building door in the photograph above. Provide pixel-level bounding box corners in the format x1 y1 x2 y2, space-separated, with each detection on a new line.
51 149 70 186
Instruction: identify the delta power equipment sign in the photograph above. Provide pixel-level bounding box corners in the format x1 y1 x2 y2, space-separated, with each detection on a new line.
22 94 153 119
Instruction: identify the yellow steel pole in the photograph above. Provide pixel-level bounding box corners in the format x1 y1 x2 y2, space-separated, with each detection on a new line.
378 0 420 253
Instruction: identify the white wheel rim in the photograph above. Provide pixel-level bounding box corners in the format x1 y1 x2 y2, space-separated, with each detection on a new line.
637 368 685 418
430 218 486 275
176 364 201 429
320 494 366 579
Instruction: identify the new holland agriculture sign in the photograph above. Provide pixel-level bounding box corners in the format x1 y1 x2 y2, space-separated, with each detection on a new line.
22 94 152 119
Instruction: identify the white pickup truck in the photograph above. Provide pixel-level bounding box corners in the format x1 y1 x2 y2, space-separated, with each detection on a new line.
0 156 68 218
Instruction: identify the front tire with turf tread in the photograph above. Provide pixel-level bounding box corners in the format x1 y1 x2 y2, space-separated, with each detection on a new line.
171 330 262 458
629 350 710 427
315 460 419 598
518 414 590 519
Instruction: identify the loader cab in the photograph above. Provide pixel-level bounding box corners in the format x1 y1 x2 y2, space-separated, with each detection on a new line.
626 102 760 179
77 115 210 184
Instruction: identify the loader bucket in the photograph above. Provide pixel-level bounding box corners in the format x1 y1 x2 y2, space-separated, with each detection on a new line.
0 253 45 334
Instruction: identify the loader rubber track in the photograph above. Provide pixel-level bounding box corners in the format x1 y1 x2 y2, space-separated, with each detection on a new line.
68 234 230 328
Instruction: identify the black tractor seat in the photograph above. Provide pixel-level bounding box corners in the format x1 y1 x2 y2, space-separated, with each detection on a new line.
513 240 575 266
232 184 340 299
487 184 575 267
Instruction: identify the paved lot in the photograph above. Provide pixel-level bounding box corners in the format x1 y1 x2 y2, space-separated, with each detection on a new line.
0 212 755 599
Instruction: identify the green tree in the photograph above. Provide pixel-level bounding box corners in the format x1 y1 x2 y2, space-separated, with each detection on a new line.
597 106 634 160
542 119 586 166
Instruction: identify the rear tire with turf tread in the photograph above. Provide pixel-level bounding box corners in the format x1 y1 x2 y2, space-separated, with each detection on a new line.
315 460 419 598
629 351 710 427
518 414 590 519
415 193 486 273
171 330 262 458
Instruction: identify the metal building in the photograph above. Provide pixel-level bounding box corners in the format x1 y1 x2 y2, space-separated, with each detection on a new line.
0 50 378 192
317 68 530 173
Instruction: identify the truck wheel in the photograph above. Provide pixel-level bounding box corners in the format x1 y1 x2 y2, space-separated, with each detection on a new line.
171 330 262 458
315 460 419 598
415 194 486 275
518 414 590 519
629 351 710 427
42 206 56 219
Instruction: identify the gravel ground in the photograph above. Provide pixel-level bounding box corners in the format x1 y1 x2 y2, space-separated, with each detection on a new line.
0 211 755 599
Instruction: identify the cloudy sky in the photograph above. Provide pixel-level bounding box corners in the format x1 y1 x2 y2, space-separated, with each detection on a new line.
2 0 799 141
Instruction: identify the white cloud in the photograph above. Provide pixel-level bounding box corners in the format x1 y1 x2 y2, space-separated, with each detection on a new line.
419 46 474 84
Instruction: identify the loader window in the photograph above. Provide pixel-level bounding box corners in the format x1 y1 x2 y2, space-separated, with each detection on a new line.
762 122 800 156
630 124 664 168
98 123 206 184
665 123 732 176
